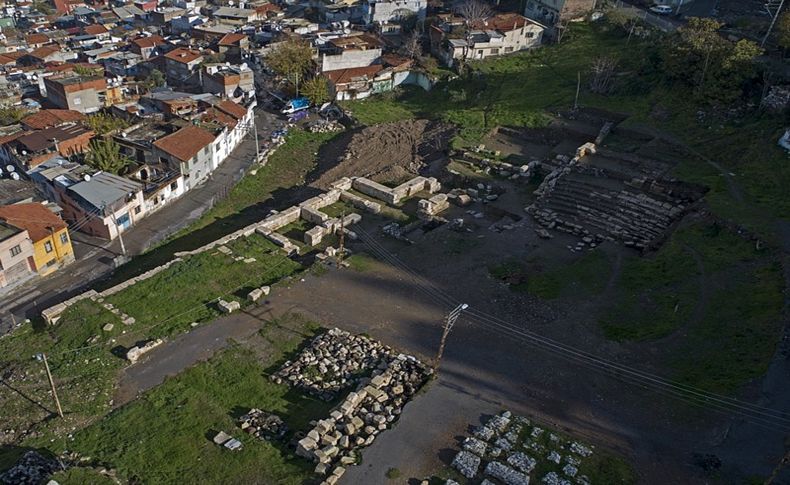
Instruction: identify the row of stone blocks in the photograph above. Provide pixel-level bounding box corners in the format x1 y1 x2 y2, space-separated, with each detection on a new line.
351 176 441 205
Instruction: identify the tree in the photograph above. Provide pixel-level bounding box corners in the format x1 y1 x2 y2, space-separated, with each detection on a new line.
145 69 166 90
265 39 315 95
589 57 618 94
32 1 52 15
776 12 790 53
0 107 26 126
74 65 103 77
454 0 493 24
400 30 423 60
85 138 133 175
302 76 330 106
661 17 762 104
85 113 130 136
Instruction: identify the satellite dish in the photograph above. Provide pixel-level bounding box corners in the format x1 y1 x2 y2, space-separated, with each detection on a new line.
5 164 14 172
10 172 19 180
83 174 91 181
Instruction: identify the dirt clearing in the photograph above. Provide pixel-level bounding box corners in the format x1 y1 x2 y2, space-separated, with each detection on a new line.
313 119 455 188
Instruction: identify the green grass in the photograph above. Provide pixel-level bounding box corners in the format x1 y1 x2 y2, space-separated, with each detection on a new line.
385 467 402 480
601 221 767 342
490 250 611 300
346 252 377 272
105 234 301 339
37 316 331 484
672 263 785 394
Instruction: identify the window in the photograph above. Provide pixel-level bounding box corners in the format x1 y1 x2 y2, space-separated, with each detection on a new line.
134 206 141 215
10 245 21 257
60 233 68 245
527 32 534 38
46 259 57 267
73 97 82 106
202 146 209 155
505 47 513 53
170 182 177 191
491 48 499 55
44 241 53 253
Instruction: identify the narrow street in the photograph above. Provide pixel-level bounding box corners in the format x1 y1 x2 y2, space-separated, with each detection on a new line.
0 108 283 333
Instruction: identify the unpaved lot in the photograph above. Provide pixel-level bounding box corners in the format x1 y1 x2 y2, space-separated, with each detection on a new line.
314 119 455 188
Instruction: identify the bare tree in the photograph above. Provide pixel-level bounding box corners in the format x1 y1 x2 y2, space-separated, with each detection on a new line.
588 57 618 94
454 0 493 24
400 31 423 60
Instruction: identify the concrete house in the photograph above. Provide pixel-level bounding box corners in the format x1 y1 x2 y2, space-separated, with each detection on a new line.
44 75 107 114
430 13 545 67
212 6 258 25
362 0 426 25
163 48 204 83
130 35 169 60
0 203 75 276
524 0 595 25
152 125 216 191
59 170 146 240
201 64 255 101
321 33 383 73
0 221 35 289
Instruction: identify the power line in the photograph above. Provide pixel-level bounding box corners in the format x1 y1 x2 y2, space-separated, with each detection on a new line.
352 225 790 431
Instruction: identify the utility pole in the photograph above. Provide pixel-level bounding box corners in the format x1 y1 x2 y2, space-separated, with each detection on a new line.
39 353 63 418
433 303 469 374
762 0 786 47
251 112 260 162
675 0 684 15
104 201 127 257
573 71 581 110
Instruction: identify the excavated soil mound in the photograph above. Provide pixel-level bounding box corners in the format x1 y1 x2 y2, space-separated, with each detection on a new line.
314 119 455 188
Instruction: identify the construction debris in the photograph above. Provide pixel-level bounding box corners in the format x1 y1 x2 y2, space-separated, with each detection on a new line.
238 409 288 441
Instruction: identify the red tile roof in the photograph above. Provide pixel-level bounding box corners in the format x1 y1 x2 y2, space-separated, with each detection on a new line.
153 125 215 162
469 13 540 32
218 33 246 46
324 64 383 85
164 48 203 64
25 33 50 45
216 99 247 120
28 45 60 60
131 34 166 49
22 109 85 130
0 203 67 243
83 24 108 35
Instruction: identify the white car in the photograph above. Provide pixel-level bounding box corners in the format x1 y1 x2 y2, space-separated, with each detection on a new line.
649 5 673 14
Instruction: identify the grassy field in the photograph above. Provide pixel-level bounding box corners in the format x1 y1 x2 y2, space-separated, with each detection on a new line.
489 250 611 300
106 234 301 340
599 221 782 393
36 315 331 484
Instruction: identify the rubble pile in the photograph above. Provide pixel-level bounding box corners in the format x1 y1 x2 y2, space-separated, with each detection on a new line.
281 329 431 483
308 119 344 133
238 409 288 441
0 451 62 484
451 150 539 182
272 328 394 401
449 411 596 485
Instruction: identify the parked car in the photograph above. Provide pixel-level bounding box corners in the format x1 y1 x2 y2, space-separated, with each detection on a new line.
649 4 673 14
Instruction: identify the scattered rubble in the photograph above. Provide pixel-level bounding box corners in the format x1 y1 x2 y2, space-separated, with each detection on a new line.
238 409 288 441
449 411 599 485
0 451 63 484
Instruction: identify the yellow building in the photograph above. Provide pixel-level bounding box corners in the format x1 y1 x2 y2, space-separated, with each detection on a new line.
0 203 75 276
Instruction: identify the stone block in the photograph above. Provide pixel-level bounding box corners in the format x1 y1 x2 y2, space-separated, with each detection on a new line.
217 299 241 314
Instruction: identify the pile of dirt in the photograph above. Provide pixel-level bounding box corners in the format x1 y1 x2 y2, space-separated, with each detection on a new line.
314 119 455 188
